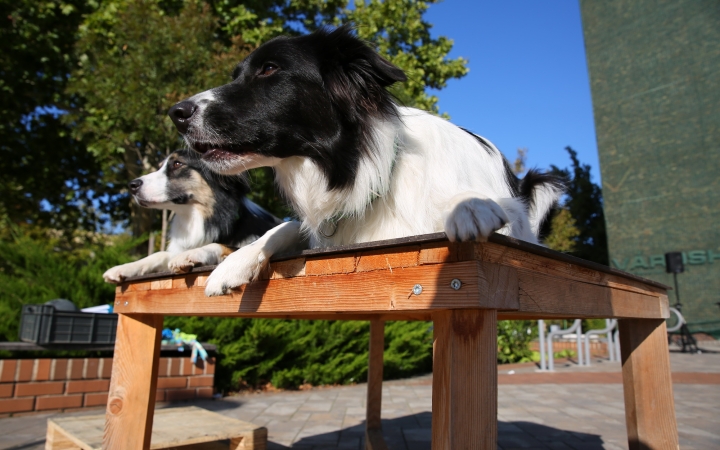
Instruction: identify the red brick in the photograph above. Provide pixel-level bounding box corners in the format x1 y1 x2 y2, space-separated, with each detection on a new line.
14 381 65 397
165 389 196 401
155 390 166 402
16 360 34 382
196 387 213 399
158 358 170 377
51 359 68 381
66 379 110 394
0 360 17 382
100 358 113 379
68 359 84 380
205 358 216 375
187 376 214 388
84 359 100 379
181 358 195 376
156 377 187 389
35 395 83 411
168 358 181 376
33 359 51 381
84 392 108 407
0 384 13 398
191 360 205 375
0 397 35 414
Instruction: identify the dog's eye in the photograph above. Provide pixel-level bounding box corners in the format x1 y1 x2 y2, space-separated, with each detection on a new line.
258 63 279 77
171 161 183 169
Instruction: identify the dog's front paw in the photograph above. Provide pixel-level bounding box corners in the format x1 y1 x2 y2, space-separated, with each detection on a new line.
103 263 139 283
204 245 266 296
169 248 218 274
444 197 509 242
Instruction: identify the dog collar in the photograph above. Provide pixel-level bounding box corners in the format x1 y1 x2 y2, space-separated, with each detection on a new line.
319 136 401 238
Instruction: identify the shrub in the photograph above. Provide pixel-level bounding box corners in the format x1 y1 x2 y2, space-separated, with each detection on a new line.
0 225 138 341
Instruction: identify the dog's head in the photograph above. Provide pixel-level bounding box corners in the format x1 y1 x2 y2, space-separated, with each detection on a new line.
168 25 406 189
128 149 244 212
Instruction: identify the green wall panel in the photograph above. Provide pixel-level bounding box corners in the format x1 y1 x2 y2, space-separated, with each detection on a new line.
580 0 720 331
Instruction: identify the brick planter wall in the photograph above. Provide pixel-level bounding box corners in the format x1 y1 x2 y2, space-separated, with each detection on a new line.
0 356 215 416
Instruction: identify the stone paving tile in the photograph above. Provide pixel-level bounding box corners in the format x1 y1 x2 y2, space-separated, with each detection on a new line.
3 354 720 449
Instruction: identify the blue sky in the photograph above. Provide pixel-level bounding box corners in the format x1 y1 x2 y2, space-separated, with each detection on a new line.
424 1 601 182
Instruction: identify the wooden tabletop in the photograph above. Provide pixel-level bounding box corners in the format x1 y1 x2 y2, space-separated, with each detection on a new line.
114 233 669 321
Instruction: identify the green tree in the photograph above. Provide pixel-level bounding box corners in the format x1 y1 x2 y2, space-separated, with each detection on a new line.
0 0 111 231
65 0 250 237
550 147 608 265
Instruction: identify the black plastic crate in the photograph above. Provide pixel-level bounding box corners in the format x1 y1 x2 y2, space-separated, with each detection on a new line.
20 305 118 345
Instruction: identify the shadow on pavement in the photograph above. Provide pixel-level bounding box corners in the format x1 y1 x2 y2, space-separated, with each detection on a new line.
267 411 606 449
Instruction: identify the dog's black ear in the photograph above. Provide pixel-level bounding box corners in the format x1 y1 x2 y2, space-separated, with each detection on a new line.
313 25 406 115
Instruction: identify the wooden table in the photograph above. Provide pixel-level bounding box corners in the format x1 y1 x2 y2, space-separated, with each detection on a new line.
49 406 266 449
105 233 678 450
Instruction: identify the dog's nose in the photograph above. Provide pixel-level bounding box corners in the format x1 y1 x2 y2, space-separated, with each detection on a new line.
128 179 143 194
168 101 197 134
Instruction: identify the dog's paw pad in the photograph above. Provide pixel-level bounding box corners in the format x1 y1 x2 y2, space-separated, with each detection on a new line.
444 198 508 242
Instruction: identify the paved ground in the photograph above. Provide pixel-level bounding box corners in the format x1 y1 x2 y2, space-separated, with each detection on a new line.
2 352 719 450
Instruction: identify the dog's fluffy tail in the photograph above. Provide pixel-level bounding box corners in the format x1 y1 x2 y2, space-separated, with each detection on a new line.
519 170 565 237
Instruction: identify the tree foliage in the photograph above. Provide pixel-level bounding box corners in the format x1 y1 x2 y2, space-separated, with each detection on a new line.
0 0 109 230
65 0 251 236
0 223 138 342
550 147 608 265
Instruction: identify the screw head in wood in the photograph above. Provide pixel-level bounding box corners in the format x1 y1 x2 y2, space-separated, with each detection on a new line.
450 279 462 290
124 301 128 306
412 284 423 295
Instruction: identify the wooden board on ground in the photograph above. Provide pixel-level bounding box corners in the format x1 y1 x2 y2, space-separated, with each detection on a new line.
47 406 267 450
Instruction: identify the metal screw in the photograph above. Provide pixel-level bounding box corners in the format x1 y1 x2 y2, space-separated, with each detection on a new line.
124 301 128 306
450 279 462 290
115 301 119 305
412 284 423 295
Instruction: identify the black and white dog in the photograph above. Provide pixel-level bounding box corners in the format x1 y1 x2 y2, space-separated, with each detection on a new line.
168 26 564 296
103 149 281 283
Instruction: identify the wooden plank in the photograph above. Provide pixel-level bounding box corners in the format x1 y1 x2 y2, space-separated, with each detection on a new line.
432 309 497 450
53 407 266 450
262 258 306 280
47 420 91 450
516 269 668 319
366 320 384 431
104 314 163 450
115 261 519 315
305 255 357 276
619 319 679 449
356 247 419 273
120 232 668 292
365 429 390 450
477 241 668 296
365 320 388 450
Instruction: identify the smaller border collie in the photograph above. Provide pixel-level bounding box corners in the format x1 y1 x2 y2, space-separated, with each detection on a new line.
168 26 564 296
103 149 281 283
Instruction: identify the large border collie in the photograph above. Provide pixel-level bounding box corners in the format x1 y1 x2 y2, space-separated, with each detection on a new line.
168 26 564 296
103 149 280 283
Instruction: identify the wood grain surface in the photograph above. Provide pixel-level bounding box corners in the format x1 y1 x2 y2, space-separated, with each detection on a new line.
432 309 498 450
103 314 163 450
619 319 679 450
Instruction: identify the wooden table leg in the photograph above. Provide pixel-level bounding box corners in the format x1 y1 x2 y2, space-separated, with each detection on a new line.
103 314 163 450
619 319 679 450
365 319 388 450
432 309 497 450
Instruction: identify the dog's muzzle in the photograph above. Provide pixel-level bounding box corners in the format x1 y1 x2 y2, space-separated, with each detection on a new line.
168 101 197 134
